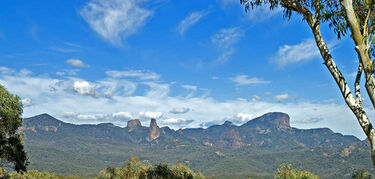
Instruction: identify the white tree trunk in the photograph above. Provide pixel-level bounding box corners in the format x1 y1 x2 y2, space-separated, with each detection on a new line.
279 0 375 168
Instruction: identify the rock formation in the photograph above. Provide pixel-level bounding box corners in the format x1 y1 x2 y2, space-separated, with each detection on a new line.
244 112 290 130
147 118 160 141
127 119 142 132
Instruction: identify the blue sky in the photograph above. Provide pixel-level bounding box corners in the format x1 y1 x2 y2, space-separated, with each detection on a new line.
0 0 371 138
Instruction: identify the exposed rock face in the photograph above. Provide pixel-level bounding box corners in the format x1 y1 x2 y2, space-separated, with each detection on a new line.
127 119 142 132
178 128 183 135
219 129 244 149
148 118 160 141
223 121 234 126
245 112 290 129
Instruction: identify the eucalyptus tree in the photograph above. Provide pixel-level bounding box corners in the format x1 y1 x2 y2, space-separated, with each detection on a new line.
0 85 28 172
240 0 375 167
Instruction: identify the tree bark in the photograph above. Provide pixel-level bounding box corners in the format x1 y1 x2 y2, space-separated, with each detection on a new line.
341 0 375 168
280 0 375 168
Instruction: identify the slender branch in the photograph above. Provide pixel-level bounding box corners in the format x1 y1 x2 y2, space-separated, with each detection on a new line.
313 0 321 27
364 9 371 37
369 34 375 49
355 62 363 106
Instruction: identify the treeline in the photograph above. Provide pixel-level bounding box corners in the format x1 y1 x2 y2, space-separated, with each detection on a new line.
0 157 204 179
0 158 372 179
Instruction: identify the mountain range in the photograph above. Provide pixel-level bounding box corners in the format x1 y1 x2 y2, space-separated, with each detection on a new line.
20 112 374 178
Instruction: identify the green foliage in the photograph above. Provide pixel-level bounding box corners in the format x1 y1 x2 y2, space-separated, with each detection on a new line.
0 85 28 172
97 157 204 179
240 0 375 57
274 163 319 179
0 167 84 179
352 169 371 179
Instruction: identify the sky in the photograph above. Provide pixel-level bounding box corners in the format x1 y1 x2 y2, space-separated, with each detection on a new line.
0 0 373 139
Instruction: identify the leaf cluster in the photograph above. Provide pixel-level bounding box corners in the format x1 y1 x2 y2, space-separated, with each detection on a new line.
0 85 28 172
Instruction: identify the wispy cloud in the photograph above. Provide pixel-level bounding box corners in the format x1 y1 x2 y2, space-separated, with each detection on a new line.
177 10 208 35
211 27 242 64
274 94 291 102
169 108 190 114
66 59 88 68
61 111 163 124
50 42 84 53
212 27 241 49
80 0 153 45
230 74 270 86
272 38 339 67
106 70 160 80
217 0 281 21
247 5 282 22
162 118 194 127
0 66 15 74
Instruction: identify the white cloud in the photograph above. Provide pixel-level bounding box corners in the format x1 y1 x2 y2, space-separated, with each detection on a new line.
212 27 241 49
97 79 137 97
0 66 372 139
169 108 190 114
66 59 88 68
162 118 194 126
80 0 152 45
272 39 339 67
228 113 257 124
211 27 242 64
61 111 162 125
217 0 281 21
274 94 291 102
106 70 160 80
230 74 270 85
0 66 15 74
177 10 208 35
181 85 198 98
72 81 98 97
21 98 33 107
142 82 170 98
247 5 282 22
215 48 235 64
294 117 324 124
56 69 79 76
19 69 33 76
181 85 197 91
138 111 163 119
251 95 261 101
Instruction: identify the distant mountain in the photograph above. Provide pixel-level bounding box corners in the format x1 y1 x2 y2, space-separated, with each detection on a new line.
21 112 373 178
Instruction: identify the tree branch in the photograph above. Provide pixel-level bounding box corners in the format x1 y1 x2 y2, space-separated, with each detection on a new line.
355 62 363 106
342 0 375 110
364 9 371 37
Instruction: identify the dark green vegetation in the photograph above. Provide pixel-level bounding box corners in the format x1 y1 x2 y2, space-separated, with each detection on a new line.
20 112 375 178
274 163 319 179
0 157 204 179
0 85 28 172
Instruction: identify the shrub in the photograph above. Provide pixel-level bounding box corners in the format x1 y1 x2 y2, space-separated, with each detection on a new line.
274 163 319 179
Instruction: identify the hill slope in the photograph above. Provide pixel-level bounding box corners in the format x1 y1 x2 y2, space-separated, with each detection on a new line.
21 112 373 178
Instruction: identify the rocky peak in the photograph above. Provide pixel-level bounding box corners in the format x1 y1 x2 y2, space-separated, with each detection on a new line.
127 119 142 132
148 118 160 141
223 121 234 126
243 112 290 129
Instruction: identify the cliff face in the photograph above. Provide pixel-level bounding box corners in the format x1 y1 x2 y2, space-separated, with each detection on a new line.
243 112 290 130
127 119 142 132
219 129 244 149
148 118 160 141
